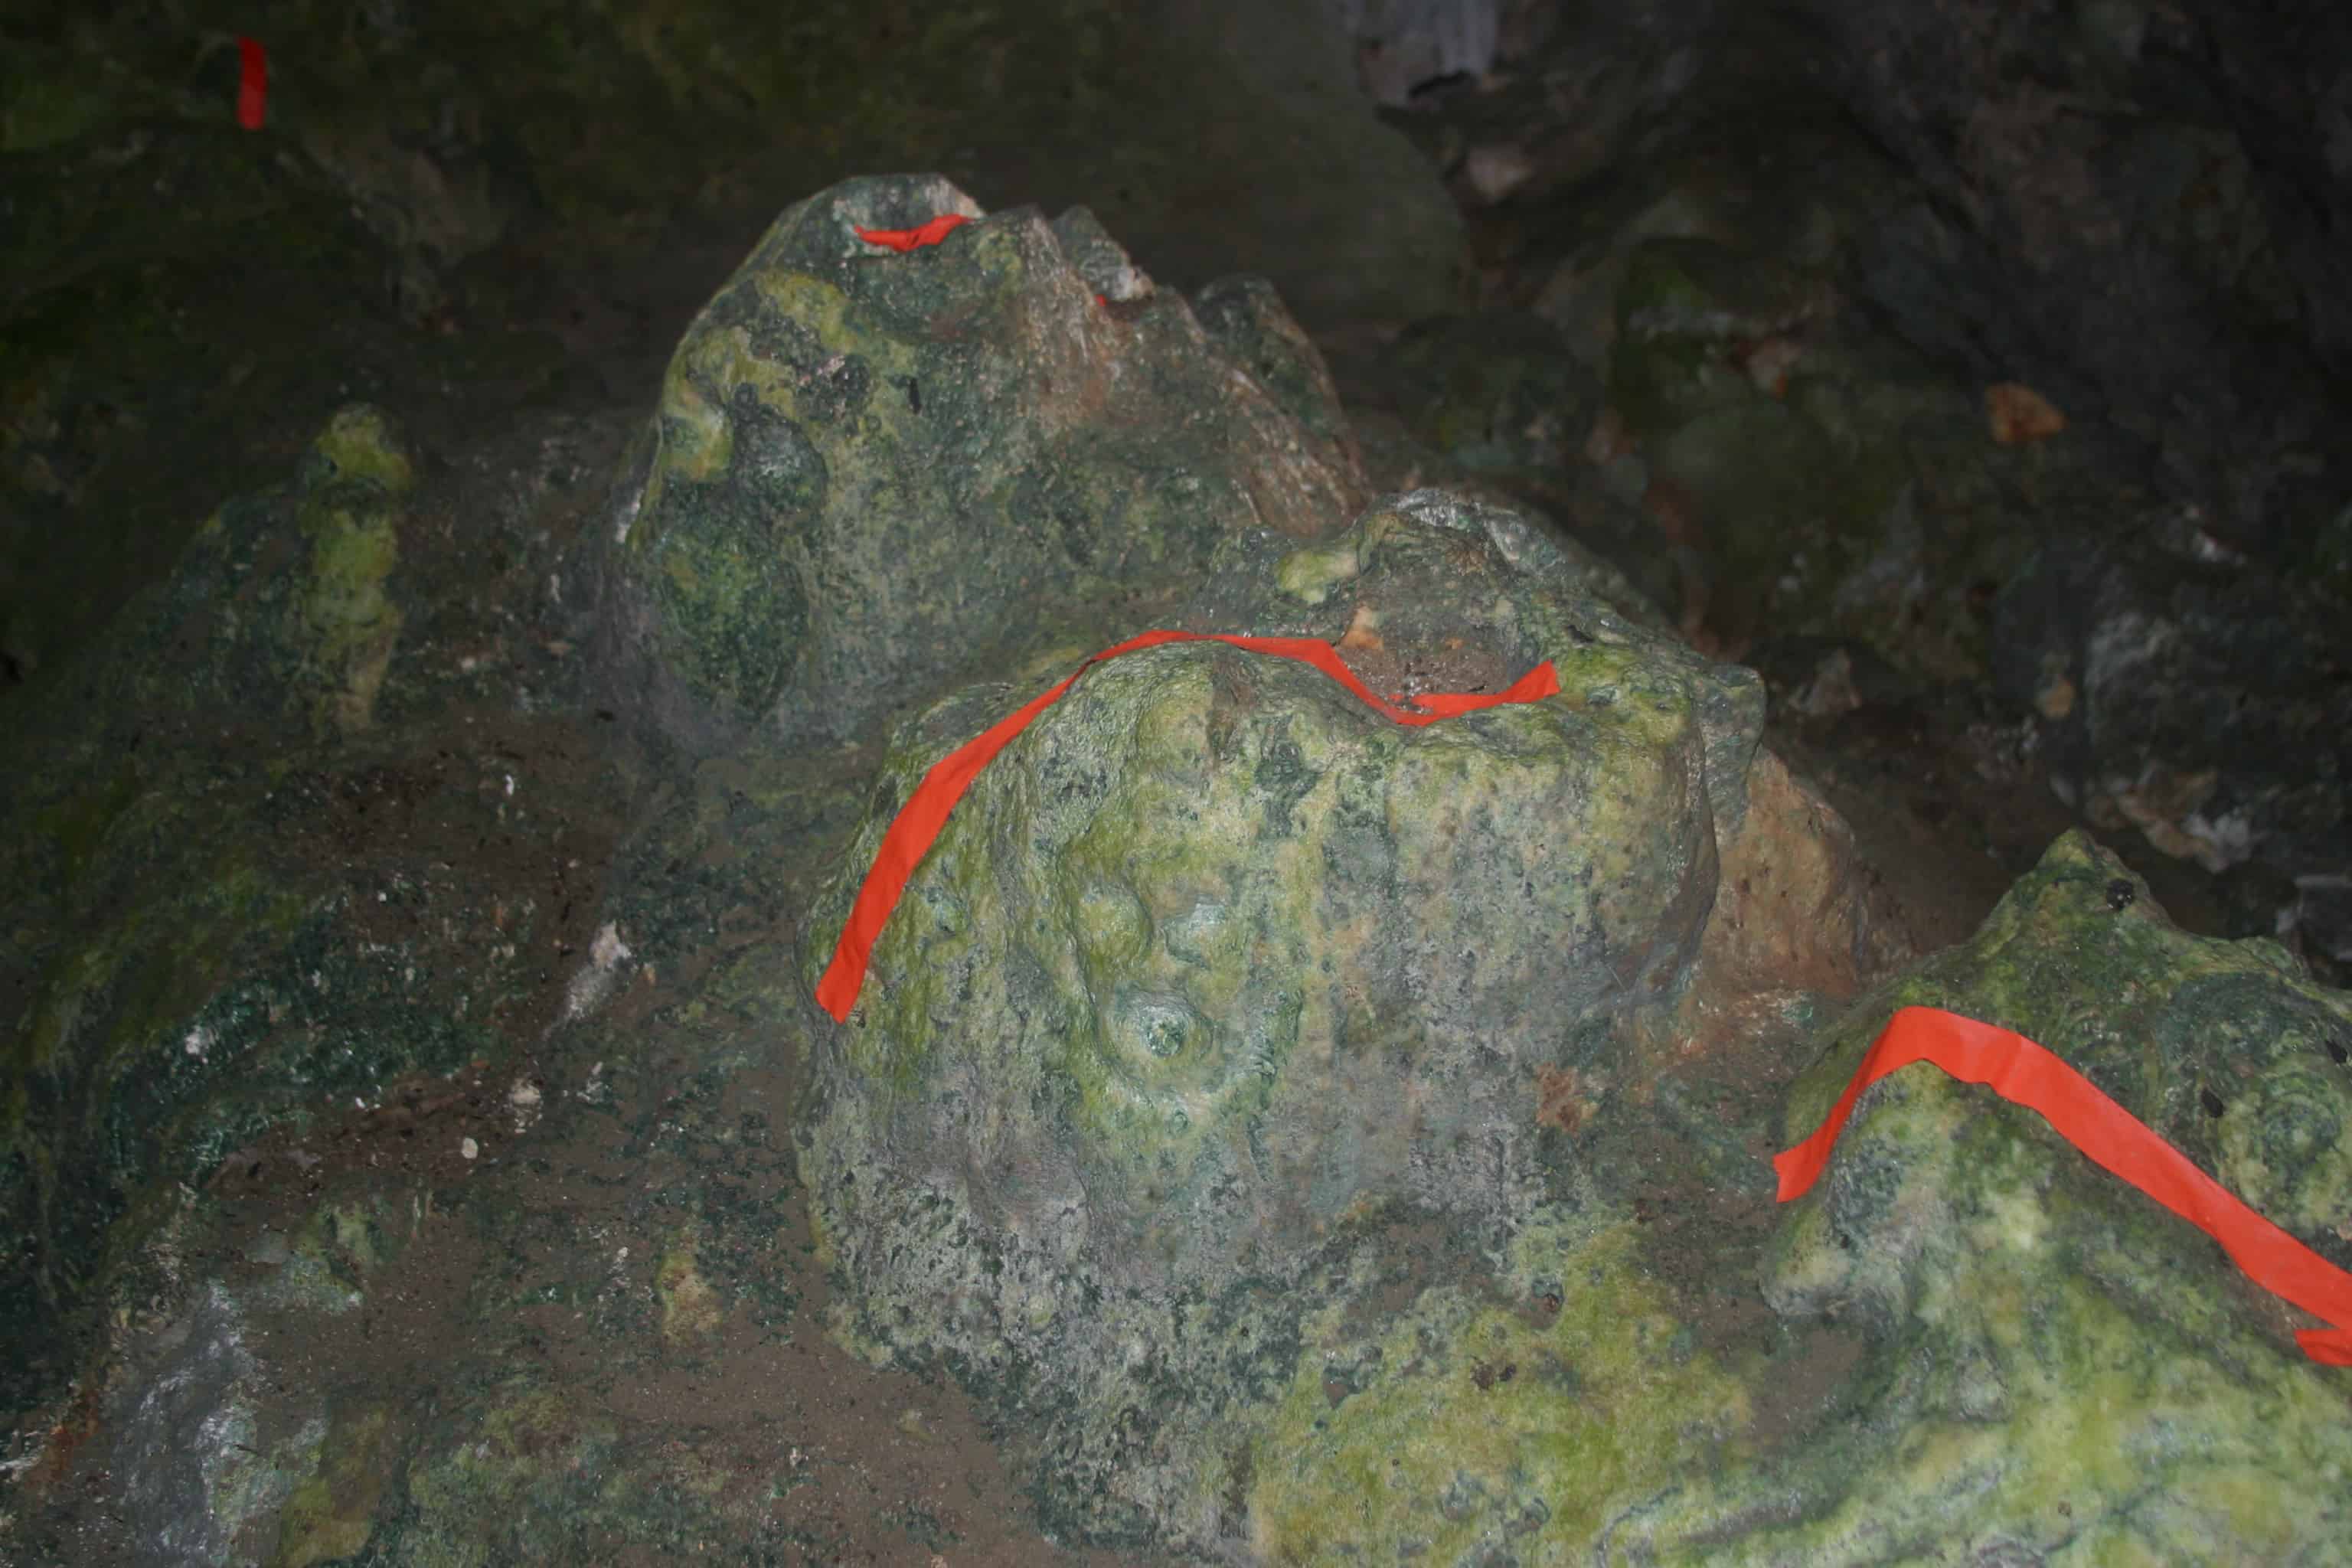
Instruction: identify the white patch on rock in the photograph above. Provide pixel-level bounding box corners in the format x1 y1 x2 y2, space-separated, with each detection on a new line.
557 921 636 1027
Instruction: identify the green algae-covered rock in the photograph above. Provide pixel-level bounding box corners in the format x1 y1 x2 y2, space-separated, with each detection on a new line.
794 495 1765 1545
1191 488 1754 831
1246 1203 1752 1565
76 402 420 737
596 172 1370 754
0 405 599 1415
1602 831 2352 1562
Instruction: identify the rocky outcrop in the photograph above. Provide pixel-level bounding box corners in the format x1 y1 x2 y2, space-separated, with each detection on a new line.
593 174 1372 755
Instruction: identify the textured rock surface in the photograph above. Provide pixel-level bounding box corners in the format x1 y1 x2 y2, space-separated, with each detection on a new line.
596 173 1372 754
796 495 1766 1544
1994 531 2351 969
803 712 2352 1561
13 18 2352 1554
1240 1201 1753 1564
2 0 1465 694
1794 0 2350 558
1606 831 2352 1561
0 404 618 1413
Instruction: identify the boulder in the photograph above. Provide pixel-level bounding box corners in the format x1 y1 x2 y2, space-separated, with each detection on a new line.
1607 831 2352 1560
593 173 1371 755
795 490 1765 1542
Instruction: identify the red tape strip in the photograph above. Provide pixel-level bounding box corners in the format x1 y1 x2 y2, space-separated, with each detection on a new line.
854 214 972 253
1776 1004 2352 1365
236 36 268 131
814 630 1560 1023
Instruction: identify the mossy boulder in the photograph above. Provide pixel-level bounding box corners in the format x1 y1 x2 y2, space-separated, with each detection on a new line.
1602 831 2352 1561
1244 1204 1752 1565
800 702 2352 1561
794 494 1765 1544
595 172 1372 753
15 402 421 738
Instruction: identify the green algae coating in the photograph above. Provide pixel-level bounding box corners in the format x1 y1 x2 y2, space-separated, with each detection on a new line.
1275 540 1361 605
792 524 1763 1548
606 172 1369 750
1249 1209 1749 1565
1605 831 2352 1561
1777 832 2352 1230
812 639 1716 1278
397 1382 624 1567
289 405 413 730
305 405 416 498
270 1403 394 1568
296 498 403 731
656 1231 726 1341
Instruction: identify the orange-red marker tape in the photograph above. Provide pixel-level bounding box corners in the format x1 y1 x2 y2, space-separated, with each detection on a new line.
814 630 1560 1023
236 36 267 130
854 214 971 253
1776 1004 2352 1365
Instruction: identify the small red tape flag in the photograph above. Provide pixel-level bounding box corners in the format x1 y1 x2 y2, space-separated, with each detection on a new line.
1776 1004 2352 1365
854 214 971 253
814 630 1560 1023
235 37 268 130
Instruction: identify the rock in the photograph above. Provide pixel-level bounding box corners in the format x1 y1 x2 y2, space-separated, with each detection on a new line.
1610 831 2352 1560
1677 747 1912 1008
1459 141 1536 205
0 405 615 1416
76 403 420 737
1384 312 1600 477
1801 0 2350 556
795 492 1764 1544
1991 529 2351 965
1244 1202 1753 1563
1491 102 2104 675
1609 237 1839 434
106 1287 291 1568
593 173 1370 755
1335 0 1503 106
1215 828 2352 1563
1124 0 1467 327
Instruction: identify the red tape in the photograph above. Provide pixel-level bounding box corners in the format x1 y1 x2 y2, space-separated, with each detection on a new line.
1776 1004 2352 1365
236 36 268 130
854 214 971 253
814 630 1560 1023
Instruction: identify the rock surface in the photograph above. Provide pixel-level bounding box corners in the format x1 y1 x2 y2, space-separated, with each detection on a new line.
1605 831 2352 1560
1994 531 2351 972
8 10 2352 1542
0 403 619 1413
795 493 1768 1543
1793 0 2351 560
594 173 1371 754
795 483 2352 1557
